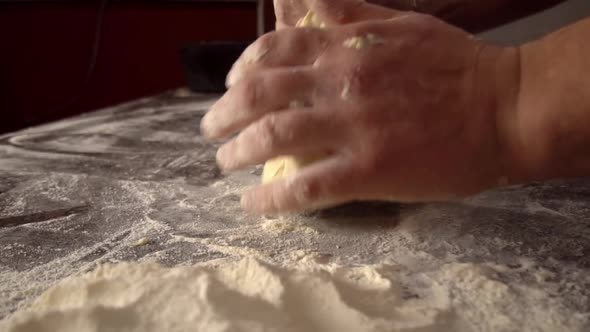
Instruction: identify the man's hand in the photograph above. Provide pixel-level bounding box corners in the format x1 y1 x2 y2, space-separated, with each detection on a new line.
201 12 520 214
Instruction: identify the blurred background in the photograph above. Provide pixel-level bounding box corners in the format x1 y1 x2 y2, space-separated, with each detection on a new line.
1 0 589 134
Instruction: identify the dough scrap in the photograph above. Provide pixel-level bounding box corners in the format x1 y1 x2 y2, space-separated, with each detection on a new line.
296 10 325 28
343 34 385 50
262 11 326 184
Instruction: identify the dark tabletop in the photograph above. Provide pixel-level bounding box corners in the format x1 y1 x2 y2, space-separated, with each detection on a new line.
1 90 589 329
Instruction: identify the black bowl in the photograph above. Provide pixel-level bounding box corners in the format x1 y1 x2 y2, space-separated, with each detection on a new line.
181 41 253 94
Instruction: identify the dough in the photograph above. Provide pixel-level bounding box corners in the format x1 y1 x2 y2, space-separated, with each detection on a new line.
262 156 309 183
262 155 323 183
1 258 449 332
262 11 325 184
296 10 325 28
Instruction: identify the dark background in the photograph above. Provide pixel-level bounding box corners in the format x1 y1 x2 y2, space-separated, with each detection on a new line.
2 0 589 134
0 0 275 134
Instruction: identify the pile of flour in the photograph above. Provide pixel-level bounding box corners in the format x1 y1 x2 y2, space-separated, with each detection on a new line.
3 258 452 332
4 254 584 332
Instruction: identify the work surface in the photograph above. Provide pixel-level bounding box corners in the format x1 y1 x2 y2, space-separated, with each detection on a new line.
1 91 589 329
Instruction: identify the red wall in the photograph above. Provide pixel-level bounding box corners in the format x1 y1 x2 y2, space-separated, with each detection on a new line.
0 2 259 133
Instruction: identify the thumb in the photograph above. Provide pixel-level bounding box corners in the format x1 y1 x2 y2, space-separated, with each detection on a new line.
304 0 403 26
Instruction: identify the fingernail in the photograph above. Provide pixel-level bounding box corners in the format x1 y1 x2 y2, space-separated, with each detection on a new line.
226 67 239 88
200 112 217 138
201 97 229 138
215 145 233 170
226 55 248 87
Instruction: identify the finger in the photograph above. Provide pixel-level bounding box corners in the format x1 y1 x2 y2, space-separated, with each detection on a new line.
306 0 404 25
229 12 416 88
216 108 344 171
201 67 318 140
241 156 362 214
274 0 308 28
226 28 330 87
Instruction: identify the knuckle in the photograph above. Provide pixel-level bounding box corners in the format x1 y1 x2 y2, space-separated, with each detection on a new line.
355 150 382 176
290 29 313 50
244 33 277 65
356 133 392 173
338 60 372 99
257 32 277 53
238 75 263 109
273 0 289 21
255 114 282 149
352 68 372 98
291 178 321 205
285 29 327 63
313 52 329 68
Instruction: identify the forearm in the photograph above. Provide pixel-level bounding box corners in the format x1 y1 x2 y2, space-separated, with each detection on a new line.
368 0 567 32
501 17 590 182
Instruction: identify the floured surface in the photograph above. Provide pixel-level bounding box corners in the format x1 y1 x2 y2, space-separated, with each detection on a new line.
0 90 589 331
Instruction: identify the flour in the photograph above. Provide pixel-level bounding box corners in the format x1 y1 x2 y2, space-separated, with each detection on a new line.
5 255 585 332
261 216 319 235
2 92 590 331
2 258 452 332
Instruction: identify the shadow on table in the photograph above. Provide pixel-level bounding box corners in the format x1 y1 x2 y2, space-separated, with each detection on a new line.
304 201 412 230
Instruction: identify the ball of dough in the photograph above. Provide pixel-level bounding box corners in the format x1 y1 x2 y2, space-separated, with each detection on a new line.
262 156 320 183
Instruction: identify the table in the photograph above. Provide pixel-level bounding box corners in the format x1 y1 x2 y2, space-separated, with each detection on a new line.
1 90 589 330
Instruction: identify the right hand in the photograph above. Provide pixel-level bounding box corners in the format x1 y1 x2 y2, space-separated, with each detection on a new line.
202 12 521 214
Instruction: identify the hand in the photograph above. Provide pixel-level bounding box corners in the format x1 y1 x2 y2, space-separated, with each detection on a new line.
201 13 520 214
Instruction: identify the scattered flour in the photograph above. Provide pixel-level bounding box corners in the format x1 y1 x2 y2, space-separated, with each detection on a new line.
2 92 590 331
261 216 319 235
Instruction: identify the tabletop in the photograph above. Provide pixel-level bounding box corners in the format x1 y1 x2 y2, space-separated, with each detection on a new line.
1 90 589 330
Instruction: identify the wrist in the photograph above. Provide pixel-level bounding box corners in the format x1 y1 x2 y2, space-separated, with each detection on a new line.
491 40 570 186
474 43 525 186
512 32 590 183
